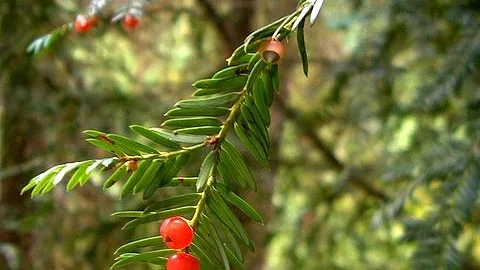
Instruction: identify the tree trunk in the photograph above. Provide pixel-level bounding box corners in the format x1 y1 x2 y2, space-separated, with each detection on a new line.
0 1 53 268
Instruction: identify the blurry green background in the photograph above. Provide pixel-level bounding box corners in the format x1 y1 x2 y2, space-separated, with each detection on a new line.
1 0 480 269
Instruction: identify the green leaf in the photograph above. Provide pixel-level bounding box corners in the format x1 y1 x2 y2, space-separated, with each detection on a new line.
193 88 241 97
22 174 45 195
130 125 181 150
245 94 270 128
23 161 94 195
225 246 246 270
213 64 249 79
261 70 274 106
141 159 172 200
112 211 144 218
247 53 262 71
83 129 107 137
121 206 195 229
216 160 235 188
143 193 201 213
245 39 267 54
24 166 59 195
236 112 270 159
226 41 264 66
197 152 215 191
219 223 244 262
86 138 122 155
240 104 270 151
114 253 137 260
190 243 221 270
164 177 197 187
162 117 222 128
121 159 153 198
85 159 103 175
133 159 163 193
150 128 207 144
193 76 248 95
292 1 313 30
142 153 190 199
310 0 325 26
217 186 263 224
111 250 172 269
227 45 248 65
27 34 57 55
115 236 165 254
252 76 271 126
30 165 65 197
164 107 230 117
163 154 191 185
203 218 231 270
175 92 241 109
297 18 309 76
175 126 222 135
221 140 256 190
246 60 267 92
107 134 159 155
270 64 280 92
67 161 95 191
48 162 81 193
207 191 254 250
194 229 224 266
234 121 269 168
27 24 71 55
27 37 45 55
103 164 128 189
99 157 119 172
244 15 289 47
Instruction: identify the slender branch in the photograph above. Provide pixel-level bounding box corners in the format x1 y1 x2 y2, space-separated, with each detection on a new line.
196 0 235 51
116 142 208 163
277 97 343 170
190 88 248 228
277 97 389 202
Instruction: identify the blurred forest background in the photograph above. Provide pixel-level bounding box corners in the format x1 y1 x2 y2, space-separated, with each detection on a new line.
1 0 480 269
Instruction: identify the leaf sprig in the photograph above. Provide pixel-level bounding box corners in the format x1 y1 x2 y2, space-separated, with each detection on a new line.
22 0 325 269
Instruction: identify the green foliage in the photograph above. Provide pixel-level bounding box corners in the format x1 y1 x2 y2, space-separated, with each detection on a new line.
264 1 480 269
21 1 324 269
19 0 480 269
27 23 72 55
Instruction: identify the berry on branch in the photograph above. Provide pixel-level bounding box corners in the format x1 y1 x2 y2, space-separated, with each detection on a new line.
123 14 140 29
259 39 285 64
160 216 194 249
75 15 96 33
166 253 200 270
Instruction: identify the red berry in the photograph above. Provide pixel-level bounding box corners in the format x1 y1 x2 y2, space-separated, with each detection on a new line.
87 17 98 27
166 253 200 270
259 39 285 64
123 14 140 29
160 216 194 250
75 15 96 33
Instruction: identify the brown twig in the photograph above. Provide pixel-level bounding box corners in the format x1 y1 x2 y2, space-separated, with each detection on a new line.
196 0 235 51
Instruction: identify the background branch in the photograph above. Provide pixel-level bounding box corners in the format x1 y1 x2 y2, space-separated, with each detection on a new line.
277 97 389 202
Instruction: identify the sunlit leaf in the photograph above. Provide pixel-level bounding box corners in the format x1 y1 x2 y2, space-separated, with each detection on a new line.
130 125 182 150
